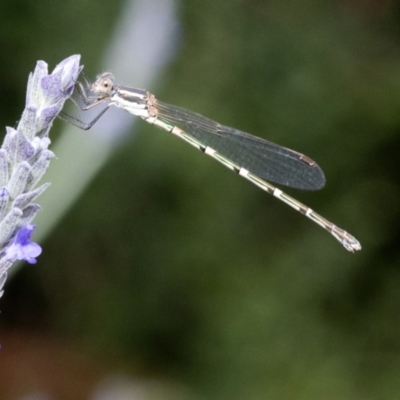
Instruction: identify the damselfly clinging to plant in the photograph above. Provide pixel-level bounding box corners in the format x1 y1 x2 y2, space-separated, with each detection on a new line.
60 72 361 252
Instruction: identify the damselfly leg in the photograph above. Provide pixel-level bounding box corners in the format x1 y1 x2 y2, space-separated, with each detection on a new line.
58 76 111 130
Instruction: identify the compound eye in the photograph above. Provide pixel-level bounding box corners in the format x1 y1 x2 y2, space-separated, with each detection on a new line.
101 78 113 92
92 72 115 97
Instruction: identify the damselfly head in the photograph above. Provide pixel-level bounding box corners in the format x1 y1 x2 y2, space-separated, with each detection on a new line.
91 72 115 97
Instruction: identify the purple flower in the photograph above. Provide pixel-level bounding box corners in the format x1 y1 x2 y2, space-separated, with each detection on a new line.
40 55 83 103
5 224 42 264
0 55 82 298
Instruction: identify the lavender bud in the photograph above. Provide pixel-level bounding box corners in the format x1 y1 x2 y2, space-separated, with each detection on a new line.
19 204 42 226
13 183 50 210
0 208 23 244
7 161 31 199
27 150 54 189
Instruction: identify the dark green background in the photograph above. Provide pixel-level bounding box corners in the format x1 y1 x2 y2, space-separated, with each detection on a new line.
1 0 400 399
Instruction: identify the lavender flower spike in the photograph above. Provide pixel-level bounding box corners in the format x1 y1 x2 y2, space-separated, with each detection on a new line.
0 55 82 297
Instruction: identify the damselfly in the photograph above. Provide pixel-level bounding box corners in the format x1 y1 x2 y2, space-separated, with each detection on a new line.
60 72 361 252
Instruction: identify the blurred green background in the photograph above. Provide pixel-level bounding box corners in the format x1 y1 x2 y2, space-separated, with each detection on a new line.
1 0 400 399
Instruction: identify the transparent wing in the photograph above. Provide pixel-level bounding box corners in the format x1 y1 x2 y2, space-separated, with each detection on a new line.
156 101 325 190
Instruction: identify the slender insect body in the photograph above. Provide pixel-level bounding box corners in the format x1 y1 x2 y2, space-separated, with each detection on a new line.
61 72 361 252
